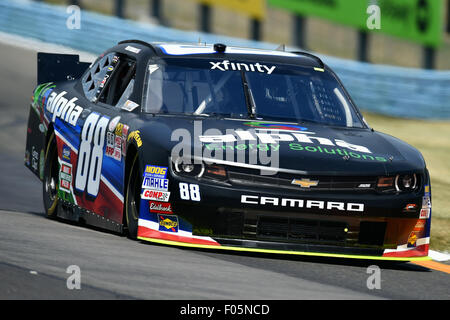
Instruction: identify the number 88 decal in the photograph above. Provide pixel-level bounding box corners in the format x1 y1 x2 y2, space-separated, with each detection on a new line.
179 183 201 201
75 112 109 197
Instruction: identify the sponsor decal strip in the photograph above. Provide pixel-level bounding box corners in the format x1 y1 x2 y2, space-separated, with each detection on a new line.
137 219 219 246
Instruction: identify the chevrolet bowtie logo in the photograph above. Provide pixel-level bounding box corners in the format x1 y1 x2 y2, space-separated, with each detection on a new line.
291 178 319 188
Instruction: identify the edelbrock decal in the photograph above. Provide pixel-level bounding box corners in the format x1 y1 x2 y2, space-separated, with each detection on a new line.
149 201 173 214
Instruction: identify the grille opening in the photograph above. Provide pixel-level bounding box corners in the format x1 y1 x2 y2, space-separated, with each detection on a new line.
257 217 348 243
358 221 386 246
227 169 377 193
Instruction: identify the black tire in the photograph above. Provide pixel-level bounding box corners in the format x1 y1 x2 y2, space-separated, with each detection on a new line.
125 154 141 239
43 133 59 218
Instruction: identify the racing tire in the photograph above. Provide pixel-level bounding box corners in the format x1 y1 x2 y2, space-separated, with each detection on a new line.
125 154 141 239
43 133 59 218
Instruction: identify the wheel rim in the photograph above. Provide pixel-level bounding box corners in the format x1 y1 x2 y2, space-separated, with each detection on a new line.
45 163 58 201
44 134 59 216
126 155 140 234
129 173 139 222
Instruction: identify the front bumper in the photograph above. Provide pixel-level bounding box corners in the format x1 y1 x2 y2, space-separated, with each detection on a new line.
137 175 432 261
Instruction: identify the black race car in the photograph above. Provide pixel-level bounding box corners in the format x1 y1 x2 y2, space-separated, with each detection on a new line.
25 40 432 261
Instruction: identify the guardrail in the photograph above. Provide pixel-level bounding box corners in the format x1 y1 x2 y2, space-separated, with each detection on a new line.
0 0 449 119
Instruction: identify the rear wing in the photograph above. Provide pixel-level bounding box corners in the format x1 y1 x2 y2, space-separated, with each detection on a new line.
37 52 91 84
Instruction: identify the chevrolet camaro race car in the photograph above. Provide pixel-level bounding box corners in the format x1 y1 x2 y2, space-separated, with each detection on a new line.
25 40 432 261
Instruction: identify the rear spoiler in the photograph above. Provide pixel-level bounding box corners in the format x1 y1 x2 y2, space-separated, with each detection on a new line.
37 52 91 84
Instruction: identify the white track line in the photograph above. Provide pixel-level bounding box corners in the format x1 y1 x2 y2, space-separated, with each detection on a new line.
428 250 450 262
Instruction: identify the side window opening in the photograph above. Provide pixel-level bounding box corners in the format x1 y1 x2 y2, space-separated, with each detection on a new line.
81 52 116 102
81 52 136 107
99 57 136 106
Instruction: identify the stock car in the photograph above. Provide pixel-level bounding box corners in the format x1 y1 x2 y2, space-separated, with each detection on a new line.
25 40 432 261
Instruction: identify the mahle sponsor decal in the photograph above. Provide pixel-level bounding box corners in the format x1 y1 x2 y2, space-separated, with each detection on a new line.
241 195 364 212
142 177 169 191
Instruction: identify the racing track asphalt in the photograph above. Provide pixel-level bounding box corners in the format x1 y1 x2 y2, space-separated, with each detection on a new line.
0 41 449 301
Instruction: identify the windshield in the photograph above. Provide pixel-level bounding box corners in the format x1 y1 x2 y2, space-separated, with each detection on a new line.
143 58 364 128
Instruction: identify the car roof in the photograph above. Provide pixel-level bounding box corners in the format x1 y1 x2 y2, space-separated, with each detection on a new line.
115 40 325 69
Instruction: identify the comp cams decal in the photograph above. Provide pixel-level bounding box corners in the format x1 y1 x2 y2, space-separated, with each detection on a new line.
141 189 171 202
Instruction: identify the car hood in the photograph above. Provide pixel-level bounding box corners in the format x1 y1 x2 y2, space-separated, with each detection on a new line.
140 115 426 176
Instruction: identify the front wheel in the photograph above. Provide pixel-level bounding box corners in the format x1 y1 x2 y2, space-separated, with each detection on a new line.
43 133 59 218
125 154 141 239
